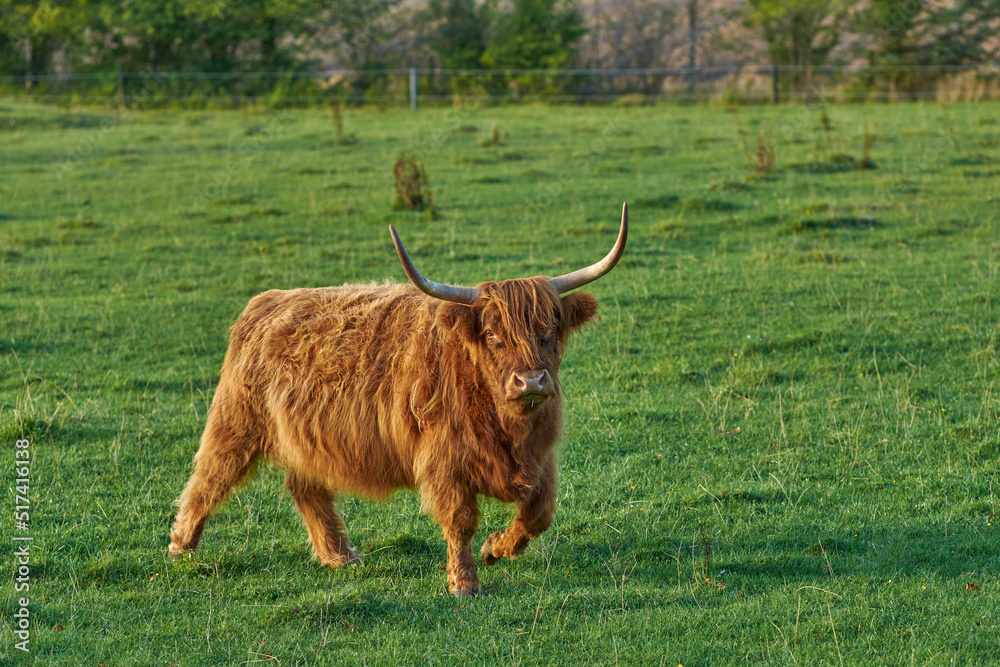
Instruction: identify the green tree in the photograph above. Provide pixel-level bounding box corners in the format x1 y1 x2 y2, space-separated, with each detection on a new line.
93 0 326 73
852 0 1000 96
331 0 400 69
743 0 847 90
0 0 91 83
0 0 404 102
0 0 29 76
481 0 584 70
321 0 401 103
428 0 489 70
480 0 585 98
857 0 1000 67
426 0 492 97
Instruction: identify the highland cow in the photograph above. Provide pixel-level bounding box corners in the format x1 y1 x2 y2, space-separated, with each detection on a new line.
169 203 628 597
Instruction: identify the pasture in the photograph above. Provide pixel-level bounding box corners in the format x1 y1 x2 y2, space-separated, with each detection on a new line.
1 100 998 664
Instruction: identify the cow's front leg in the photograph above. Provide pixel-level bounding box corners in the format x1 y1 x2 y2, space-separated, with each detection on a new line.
426 483 482 597
481 457 556 565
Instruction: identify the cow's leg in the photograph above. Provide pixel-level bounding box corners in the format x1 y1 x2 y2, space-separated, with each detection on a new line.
169 403 260 558
285 472 358 567
481 455 556 565
425 482 482 597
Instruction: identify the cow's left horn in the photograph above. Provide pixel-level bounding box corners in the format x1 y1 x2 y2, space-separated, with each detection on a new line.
548 202 628 295
389 225 481 305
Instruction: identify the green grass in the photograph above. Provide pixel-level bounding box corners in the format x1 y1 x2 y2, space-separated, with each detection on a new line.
1 100 999 665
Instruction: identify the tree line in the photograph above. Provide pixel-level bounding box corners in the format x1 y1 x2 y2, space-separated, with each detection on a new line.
2 0 998 100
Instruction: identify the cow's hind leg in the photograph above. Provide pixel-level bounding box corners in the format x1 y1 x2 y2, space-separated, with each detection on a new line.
285 473 358 567
169 408 260 558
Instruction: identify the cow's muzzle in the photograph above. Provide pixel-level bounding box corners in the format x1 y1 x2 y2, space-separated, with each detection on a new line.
509 371 553 408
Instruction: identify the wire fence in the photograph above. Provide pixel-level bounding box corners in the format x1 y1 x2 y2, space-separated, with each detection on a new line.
3 64 1000 108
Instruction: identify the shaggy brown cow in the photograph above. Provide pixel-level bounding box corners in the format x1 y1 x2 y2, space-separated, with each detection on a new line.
169 203 628 597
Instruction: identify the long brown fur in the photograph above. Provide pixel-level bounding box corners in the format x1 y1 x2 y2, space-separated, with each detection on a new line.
169 276 598 597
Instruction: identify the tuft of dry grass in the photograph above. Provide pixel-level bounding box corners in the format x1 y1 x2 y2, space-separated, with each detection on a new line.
756 132 775 173
392 152 434 213
861 129 877 170
331 104 356 145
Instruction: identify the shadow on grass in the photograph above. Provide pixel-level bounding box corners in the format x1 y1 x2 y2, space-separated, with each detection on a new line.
558 519 997 604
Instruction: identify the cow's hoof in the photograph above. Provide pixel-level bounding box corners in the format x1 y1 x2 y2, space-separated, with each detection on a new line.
480 532 501 565
451 583 482 598
320 547 360 568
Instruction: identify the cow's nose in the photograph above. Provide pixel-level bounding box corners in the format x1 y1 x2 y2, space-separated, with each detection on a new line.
513 371 548 396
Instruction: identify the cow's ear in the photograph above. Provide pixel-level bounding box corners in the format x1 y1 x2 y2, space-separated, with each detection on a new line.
560 291 598 336
437 302 479 343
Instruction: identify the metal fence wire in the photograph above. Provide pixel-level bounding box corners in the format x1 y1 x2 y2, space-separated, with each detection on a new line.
3 65 1000 107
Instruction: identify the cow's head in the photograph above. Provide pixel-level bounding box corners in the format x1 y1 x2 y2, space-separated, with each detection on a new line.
390 203 627 419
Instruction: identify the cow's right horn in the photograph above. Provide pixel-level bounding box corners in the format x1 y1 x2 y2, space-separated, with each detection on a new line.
548 202 628 295
389 225 481 305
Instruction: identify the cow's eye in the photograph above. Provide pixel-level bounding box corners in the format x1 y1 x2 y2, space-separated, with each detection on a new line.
540 336 552 347
484 330 504 349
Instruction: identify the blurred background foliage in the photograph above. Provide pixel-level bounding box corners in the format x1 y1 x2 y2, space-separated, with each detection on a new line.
1 0 998 103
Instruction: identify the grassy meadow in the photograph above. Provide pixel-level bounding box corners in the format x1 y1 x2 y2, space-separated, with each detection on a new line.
1 99 999 665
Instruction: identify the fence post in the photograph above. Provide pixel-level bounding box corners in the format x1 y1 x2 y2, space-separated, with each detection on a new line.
771 65 779 105
687 0 697 97
117 63 126 107
409 67 417 110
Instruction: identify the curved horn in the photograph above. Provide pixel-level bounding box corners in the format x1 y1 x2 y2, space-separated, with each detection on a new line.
389 225 481 305
548 202 628 295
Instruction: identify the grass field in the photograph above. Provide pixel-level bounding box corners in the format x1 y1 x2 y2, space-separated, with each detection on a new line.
1 99 999 665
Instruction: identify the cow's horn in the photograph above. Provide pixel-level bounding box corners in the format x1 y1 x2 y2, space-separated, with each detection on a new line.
389 225 481 305
548 202 628 295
